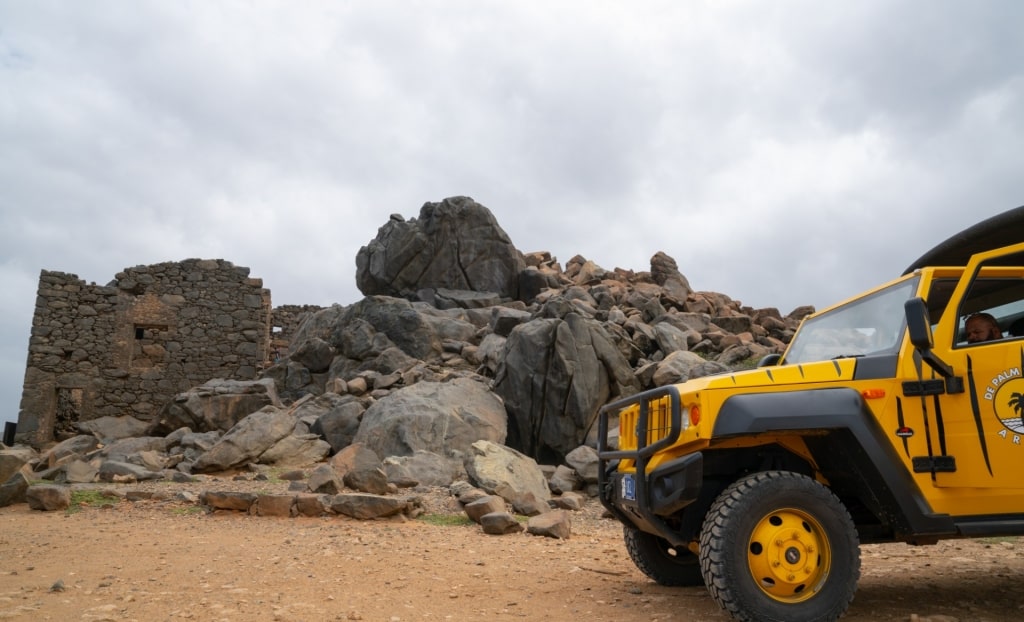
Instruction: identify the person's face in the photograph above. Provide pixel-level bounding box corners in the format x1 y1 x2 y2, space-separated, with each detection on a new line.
966 318 994 343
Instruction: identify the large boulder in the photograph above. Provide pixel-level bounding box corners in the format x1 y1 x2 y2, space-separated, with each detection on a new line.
382 450 463 487
493 309 639 464
649 251 693 305
652 350 729 386
304 394 366 453
190 407 296 473
147 379 283 436
77 415 150 441
352 378 506 460
465 440 551 504
355 196 526 301
0 446 38 483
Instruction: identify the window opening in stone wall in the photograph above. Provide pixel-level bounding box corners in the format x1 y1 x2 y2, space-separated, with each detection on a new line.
55 387 83 440
131 324 169 369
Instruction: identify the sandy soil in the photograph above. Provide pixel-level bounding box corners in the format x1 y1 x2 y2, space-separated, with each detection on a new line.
2 481 1024 622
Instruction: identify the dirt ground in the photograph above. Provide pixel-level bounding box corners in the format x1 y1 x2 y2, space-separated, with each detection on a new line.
2 480 1024 622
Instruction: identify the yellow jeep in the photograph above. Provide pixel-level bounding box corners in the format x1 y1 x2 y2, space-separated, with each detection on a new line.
597 205 1024 621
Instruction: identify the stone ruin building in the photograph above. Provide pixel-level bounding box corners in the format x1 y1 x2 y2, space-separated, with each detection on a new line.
15 259 320 447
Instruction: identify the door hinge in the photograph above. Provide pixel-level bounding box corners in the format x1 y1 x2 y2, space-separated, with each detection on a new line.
912 455 957 473
903 379 946 396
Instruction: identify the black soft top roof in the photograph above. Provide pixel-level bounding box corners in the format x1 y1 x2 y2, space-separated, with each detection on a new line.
902 204 1024 275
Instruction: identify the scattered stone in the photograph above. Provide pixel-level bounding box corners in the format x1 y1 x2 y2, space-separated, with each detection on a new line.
527 510 572 539
256 493 295 517
201 491 258 512
464 495 506 524
329 493 413 520
26 485 71 511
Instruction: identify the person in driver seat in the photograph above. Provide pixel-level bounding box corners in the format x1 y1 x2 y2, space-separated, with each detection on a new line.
966 312 1003 343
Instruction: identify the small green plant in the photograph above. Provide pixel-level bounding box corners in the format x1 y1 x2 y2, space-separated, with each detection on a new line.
67 489 117 514
418 513 474 527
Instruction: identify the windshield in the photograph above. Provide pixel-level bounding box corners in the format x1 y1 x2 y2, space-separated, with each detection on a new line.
783 276 920 365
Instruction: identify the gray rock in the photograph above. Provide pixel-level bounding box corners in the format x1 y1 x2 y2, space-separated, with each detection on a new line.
64 459 99 484
355 196 525 301
548 464 580 494
510 491 549 516
258 434 331 468
465 440 551 504
77 415 150 441
255 494 295 517
328 493 411 519
295 493 329 517
0 471 30 507
550 491 585 511
494 312 639 464
353 378 506 459
474 333 507 375
330 444 392 493
650 251 693 304
480 512 524 535
307 464 343 494
429 288 502 310
652 350 729 386
653 322 691 355
201 491 257 512
290 337 335 373
100 437 171 463
0 446 36 483
382 450 461 487
333 297 442 363
344 466 389 495
564 445 600 484
303 394 365 452
490 307 533 337
26 484 71 511
527 510 572 539
97 460 163 482
40 435 99 468
191 407 296 473
464 495 506 523
149 378 283 436
713 315 754 335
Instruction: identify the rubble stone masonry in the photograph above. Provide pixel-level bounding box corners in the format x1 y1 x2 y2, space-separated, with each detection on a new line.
16 259 273 447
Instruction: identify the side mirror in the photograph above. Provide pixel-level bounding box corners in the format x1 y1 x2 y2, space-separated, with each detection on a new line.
757 353 782 367
904 297 934 350
904 296 962 393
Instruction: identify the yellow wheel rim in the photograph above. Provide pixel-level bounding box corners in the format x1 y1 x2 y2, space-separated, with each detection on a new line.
746 507 832 603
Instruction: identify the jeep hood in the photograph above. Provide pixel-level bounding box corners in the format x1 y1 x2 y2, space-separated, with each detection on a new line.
677 358 860 393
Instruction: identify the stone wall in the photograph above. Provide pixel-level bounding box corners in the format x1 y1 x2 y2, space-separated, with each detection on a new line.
269 304 325 361
16 259 272 446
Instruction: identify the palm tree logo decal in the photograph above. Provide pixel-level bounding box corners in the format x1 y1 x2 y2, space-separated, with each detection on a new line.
1009 392 1024 432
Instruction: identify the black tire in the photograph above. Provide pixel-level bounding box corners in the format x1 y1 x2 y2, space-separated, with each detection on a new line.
623 524 704 587
698 471 860 622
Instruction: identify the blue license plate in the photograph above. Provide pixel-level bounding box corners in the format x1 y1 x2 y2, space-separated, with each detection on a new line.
621 474 636 501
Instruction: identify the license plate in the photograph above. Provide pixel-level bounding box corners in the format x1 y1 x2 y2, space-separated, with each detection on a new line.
621 474 636 501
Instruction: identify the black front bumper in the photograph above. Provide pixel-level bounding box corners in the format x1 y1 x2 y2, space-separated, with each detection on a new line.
596 386 703 546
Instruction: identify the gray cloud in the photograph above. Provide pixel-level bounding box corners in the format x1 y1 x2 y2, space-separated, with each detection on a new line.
2 1 1023 429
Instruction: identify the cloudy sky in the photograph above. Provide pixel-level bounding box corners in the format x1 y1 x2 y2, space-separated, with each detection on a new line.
2 1 1022 432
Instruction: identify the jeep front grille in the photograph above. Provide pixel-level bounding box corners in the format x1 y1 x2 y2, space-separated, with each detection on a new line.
598 385 684 462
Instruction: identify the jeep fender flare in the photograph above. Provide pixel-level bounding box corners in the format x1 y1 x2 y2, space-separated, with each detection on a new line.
715 388 956 541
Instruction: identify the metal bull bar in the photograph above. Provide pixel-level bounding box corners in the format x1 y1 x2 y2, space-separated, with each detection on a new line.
596 385 685 540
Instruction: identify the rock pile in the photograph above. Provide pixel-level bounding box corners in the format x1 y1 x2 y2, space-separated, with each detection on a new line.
2 196 813 538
